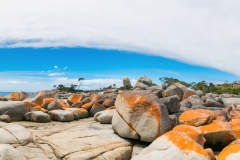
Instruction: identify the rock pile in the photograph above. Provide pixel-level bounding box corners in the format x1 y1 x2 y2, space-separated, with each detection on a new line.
2 77 240 159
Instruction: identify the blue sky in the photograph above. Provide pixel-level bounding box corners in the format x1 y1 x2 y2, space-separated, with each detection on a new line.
1 1 240 91
0 47 239 92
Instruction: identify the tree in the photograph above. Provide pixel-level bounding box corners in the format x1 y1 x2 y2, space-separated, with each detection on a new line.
57 84 65 91
77 78 85 90
159 77 194 88
113 84 116 88
53 85 56 89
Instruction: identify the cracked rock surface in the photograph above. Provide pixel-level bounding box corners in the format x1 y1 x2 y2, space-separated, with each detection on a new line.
6 118 133 160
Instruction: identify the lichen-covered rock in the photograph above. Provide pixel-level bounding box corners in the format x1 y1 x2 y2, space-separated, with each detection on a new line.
113 90 171 142
102 99 115 108
204 148 215 160
173 125 206 147
218 144 240 160
0 101 45 121
182 89 197 100
112 111 140 140
8 91 31 101
65 108 89 119
24 90 55 106
179 110 212 127
198 121 236 150
57 99 69 109
70 101 83 108
47 100 63 111
132 131 211 160
67 94 85 106
91 94 106 104
82 102 94 111
41 98 54 109
229 119 240 139
89 102 105 117
159 95 180 114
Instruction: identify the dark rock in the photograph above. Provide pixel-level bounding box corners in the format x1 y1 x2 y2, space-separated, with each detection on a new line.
159 95 180 114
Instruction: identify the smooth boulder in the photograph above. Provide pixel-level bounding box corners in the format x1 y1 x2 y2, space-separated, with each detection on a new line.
132 131 210 160
159 95 180 114
113 90 171 142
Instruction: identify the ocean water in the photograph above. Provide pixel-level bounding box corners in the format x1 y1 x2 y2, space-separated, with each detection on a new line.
0 92 37 98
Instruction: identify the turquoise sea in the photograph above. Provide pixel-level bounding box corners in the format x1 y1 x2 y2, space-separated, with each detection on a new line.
0 92 37 98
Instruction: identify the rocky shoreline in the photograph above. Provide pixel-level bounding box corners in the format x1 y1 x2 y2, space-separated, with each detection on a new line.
1 76 240 159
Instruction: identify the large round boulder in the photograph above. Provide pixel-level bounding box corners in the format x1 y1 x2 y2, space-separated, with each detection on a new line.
159 95 180 114
132 131 211 160
0 101 45 121
113 90 171 142
162 84 184 100
198 120 236 150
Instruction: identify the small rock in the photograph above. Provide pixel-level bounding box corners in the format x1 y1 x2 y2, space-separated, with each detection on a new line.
0 115 11 123
179 110 212 126
48 110 74 122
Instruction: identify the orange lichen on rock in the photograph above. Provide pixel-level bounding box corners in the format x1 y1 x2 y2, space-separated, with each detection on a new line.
173 124 206 147
35 92 44 106
43 98 54 103
229 139 240 146
229 119 240 139
165 131 210 159
106 106 116 110
57 99 69 109
198 120 236 150
69 94 82 104
230 110 240 119
182 89 197 100
23 101 37 108
10 92 20 101
82 102 94 111
218 144 240 160
199 120 225 133
216 116 227 122
195 109 215 120
120 92 162 137
179 110 212 126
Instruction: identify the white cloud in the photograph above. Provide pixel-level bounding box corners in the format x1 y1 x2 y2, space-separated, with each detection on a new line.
154 69 181 76
1 1 240 76
52 77 137 90
54 66 58 69
0 81 29 84
48 72 65 76
63 67 67 70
